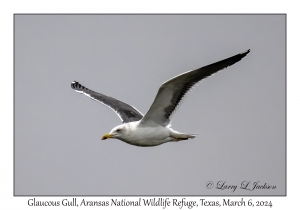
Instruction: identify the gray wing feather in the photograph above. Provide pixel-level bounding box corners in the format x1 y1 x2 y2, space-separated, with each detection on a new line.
141 49 250 126
71 81 143 123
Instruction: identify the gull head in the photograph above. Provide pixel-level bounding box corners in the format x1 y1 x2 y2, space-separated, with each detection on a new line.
102 124 125 140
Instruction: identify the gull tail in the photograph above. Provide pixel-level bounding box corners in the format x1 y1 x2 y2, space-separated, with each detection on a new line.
170 129 197 140
175 133 197 139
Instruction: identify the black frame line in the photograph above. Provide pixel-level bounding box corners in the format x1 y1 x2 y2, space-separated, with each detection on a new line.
13 13 287 197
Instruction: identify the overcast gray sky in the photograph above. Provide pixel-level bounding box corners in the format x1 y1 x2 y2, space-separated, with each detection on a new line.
15 14 285 196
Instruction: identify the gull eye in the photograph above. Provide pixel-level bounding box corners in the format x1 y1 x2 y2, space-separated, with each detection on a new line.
116 129 122 132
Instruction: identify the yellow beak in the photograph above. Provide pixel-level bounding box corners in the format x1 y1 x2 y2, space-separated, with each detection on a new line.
102 134 113 140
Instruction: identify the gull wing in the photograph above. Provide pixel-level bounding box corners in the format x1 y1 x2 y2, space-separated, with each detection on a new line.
140 49 250 126
71 81 143 123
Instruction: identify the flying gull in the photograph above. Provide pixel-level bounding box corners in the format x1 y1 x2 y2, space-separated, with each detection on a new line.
71 50 250 147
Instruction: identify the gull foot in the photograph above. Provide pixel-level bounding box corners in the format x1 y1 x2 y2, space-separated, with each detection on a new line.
175 138 188 141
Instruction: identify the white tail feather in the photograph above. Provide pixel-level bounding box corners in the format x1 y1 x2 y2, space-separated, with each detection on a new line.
169 128 197 139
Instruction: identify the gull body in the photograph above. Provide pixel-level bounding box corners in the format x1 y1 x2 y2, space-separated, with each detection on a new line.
71 50 250 147
103 121 194 147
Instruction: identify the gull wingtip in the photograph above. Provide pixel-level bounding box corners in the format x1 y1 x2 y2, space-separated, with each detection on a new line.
71 81 78 89
238 49 250 58
71 81 85 90
244 49 250 54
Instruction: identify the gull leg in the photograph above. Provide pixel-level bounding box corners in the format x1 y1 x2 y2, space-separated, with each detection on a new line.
175 138 188 141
